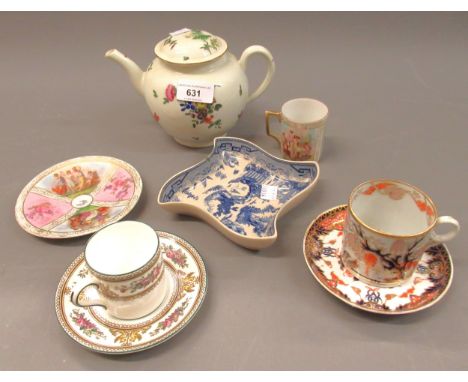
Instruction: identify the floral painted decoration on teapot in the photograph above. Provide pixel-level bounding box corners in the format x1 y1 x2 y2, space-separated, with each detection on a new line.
106 28 275 147
153 84 224 129
154 29 228 64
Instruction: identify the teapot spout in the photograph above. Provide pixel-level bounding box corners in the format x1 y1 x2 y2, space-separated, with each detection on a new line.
105 49 144 96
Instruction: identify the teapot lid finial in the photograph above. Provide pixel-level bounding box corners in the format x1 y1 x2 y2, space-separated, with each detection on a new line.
155 28 228 64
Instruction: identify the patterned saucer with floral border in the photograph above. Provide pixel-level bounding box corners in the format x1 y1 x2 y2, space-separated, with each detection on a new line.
303 205 453 315
55 231 207 354
15 156 142 239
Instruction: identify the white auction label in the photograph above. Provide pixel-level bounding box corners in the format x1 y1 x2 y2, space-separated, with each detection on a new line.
177 81 215 104
260 185 278 201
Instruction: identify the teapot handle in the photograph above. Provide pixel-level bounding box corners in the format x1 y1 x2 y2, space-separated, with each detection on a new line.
239 45 275 103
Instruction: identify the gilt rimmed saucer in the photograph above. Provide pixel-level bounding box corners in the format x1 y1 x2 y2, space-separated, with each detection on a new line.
303 205 453 315
16 156 142 239
55 231 207 354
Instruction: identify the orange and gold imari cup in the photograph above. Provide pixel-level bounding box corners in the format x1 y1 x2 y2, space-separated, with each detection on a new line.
340 179 460 287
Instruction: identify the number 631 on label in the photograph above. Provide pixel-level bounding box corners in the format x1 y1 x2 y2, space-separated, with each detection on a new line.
177 82 215 103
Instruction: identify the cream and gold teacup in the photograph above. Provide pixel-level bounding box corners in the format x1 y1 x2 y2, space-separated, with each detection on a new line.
71 221 168 320
341 179 460 287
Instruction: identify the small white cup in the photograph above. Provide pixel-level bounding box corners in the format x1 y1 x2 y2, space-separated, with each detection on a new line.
265 98 328 161
71 221 168 320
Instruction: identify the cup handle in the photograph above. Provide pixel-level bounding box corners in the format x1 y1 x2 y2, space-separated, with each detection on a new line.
430 216 460 243
239 45 275 103
70 282 108 310
265 111 282 146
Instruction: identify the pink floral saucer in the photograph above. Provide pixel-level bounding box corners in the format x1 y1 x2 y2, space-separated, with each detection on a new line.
303 205 453 315
55 231 207 354
15 156 142 238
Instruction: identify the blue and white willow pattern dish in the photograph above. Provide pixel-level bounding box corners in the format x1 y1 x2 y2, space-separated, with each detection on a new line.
158 137 320 249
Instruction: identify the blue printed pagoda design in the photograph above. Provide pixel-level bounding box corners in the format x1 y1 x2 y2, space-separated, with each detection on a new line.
158 137 320 249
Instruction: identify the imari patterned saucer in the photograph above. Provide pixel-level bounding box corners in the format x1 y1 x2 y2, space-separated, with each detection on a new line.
55 231 207 354
303 205 453 315
15 156 142 238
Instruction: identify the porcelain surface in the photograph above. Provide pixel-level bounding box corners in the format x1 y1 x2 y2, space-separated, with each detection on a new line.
106 28 275 147
15 156 142 239
159 137 319 249
72 222 167 320
154 29 228 65
265 98 328 161
303 205 453 314
343 179 459 286
55 231 207 354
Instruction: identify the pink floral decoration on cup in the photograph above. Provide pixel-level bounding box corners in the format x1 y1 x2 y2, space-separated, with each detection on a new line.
281 129 313 161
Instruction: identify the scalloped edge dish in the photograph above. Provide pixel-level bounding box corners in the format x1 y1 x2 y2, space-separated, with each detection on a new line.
158 137 319 250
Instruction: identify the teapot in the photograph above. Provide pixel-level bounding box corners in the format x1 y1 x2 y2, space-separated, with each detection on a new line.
106 28 275 147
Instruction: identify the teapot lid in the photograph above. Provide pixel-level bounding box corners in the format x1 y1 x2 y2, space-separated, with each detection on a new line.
155 28 228 64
